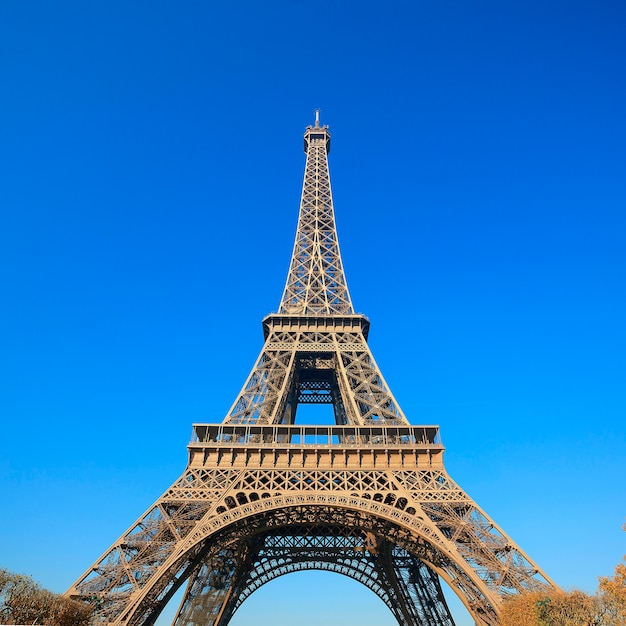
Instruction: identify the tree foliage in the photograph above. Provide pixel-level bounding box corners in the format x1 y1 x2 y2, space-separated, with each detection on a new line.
0 569 93 626
501 589 601 626
502 555 626 626
598 554 626 626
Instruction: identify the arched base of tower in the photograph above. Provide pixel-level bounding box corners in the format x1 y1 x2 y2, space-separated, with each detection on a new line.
71 503 501 626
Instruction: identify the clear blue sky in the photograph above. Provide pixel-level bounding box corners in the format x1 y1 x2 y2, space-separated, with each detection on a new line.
1 2 624 625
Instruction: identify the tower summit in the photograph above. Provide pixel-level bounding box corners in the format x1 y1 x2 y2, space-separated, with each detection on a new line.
67 116 557 626
281 110 350 316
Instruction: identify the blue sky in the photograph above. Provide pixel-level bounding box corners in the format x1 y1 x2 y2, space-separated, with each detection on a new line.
1 1 625 625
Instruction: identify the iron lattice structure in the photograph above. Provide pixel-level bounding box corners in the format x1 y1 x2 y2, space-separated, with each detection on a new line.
67 114 557 626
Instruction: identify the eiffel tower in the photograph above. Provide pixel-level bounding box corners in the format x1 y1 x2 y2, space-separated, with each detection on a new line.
67 112 557 626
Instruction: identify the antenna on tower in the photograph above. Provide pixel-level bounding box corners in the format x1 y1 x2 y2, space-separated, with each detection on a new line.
314 109 321 127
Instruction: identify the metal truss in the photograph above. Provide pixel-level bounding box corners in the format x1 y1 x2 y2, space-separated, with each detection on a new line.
66 115 558 626
279 112 352 316
225 324 406 425
173 530 456 626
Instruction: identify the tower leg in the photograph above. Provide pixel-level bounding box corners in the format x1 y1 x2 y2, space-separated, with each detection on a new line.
382 545 456 626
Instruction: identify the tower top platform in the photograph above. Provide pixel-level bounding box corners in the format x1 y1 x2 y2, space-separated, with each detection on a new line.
304 109 330 153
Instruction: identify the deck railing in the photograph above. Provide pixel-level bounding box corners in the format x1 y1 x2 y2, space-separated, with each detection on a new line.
190 424 442 448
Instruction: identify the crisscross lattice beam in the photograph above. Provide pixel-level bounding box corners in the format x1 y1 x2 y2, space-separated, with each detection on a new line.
279 116 353 315
172 531 456 626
